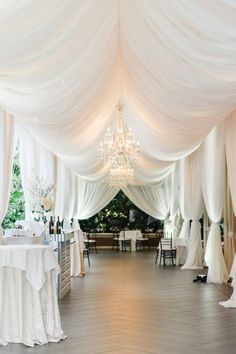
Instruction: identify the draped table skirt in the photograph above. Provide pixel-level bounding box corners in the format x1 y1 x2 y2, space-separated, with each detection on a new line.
0 267 66 347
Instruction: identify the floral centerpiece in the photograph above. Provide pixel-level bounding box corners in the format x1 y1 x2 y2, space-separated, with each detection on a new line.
29 174 55 223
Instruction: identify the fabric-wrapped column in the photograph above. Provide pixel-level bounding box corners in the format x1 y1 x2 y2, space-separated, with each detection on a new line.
178 220 190 240
182 221 203 269
201 122 228 283
179 152 204 269
205 222 228 283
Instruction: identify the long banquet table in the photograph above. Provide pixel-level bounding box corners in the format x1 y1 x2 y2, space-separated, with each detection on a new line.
0 244 66 347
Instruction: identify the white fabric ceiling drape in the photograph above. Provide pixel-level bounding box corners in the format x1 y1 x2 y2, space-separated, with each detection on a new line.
0 1 235 183
202 123 229 283
122 177 171 221
180 150 204 270
0 108 15 236
225 111 236 215
120 0 236 160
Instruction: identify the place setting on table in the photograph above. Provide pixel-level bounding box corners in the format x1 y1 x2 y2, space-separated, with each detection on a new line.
0 220 68 348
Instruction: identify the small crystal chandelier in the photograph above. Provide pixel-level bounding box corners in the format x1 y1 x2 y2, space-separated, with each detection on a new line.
98 102 141 187
108 164 134 187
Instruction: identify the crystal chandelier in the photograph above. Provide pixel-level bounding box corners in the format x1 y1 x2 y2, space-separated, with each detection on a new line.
98 103 141 186
108 164 134 187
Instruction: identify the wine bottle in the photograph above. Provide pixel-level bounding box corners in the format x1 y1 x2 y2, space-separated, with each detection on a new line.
56 216 61 234
49 216 54 234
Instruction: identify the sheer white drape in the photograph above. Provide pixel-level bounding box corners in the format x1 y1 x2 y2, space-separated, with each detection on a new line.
55 159 119 220
18 129 119 221
202 123 229 283
122 178 171 220
178 159 190 241
180 150 204 270
178 221 190 240
54 159 72 220
168 165 181 237
18 126 56 219
169 164 179 222
120 1 236 161
0 108 15 237
74 177 119 220
0 1 235 181
225 111 236 216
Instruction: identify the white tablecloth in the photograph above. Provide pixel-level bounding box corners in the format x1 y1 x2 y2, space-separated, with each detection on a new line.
3 235 42 245
0 245 66 346
219 255 236 308
173 238 188 266
15 220 46 236
119 230 142 252
4 228 33 236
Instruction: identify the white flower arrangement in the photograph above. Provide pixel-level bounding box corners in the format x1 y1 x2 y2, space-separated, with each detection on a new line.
29 174 55 221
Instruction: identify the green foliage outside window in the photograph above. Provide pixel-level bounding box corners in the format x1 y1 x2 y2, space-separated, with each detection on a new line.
2 144 25 229
79 190 162 233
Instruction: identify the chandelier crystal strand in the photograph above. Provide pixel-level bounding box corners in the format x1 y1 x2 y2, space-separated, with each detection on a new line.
108 164 134 187
98 103 141 187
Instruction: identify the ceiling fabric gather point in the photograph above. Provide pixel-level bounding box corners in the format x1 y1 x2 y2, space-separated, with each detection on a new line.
0 0 236 184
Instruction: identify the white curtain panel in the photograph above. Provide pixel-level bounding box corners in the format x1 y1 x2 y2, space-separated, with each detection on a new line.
0 1 235 182
169 164 179 221
178 220 190 240
122 178 171 220
205 223 229 284
54 159 75 220
18 126 56 219
55 161 119 220
180 149 204 270
178 159 191 240
0 108 15 236
169 164 181 238
19 128 118 221
74 178 119 220
225 110 236 215
202 123 229 283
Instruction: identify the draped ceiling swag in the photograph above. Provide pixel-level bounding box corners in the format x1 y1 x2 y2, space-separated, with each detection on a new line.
0 0 236 183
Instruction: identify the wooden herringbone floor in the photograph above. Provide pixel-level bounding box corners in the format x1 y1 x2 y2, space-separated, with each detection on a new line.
2 250 236 354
